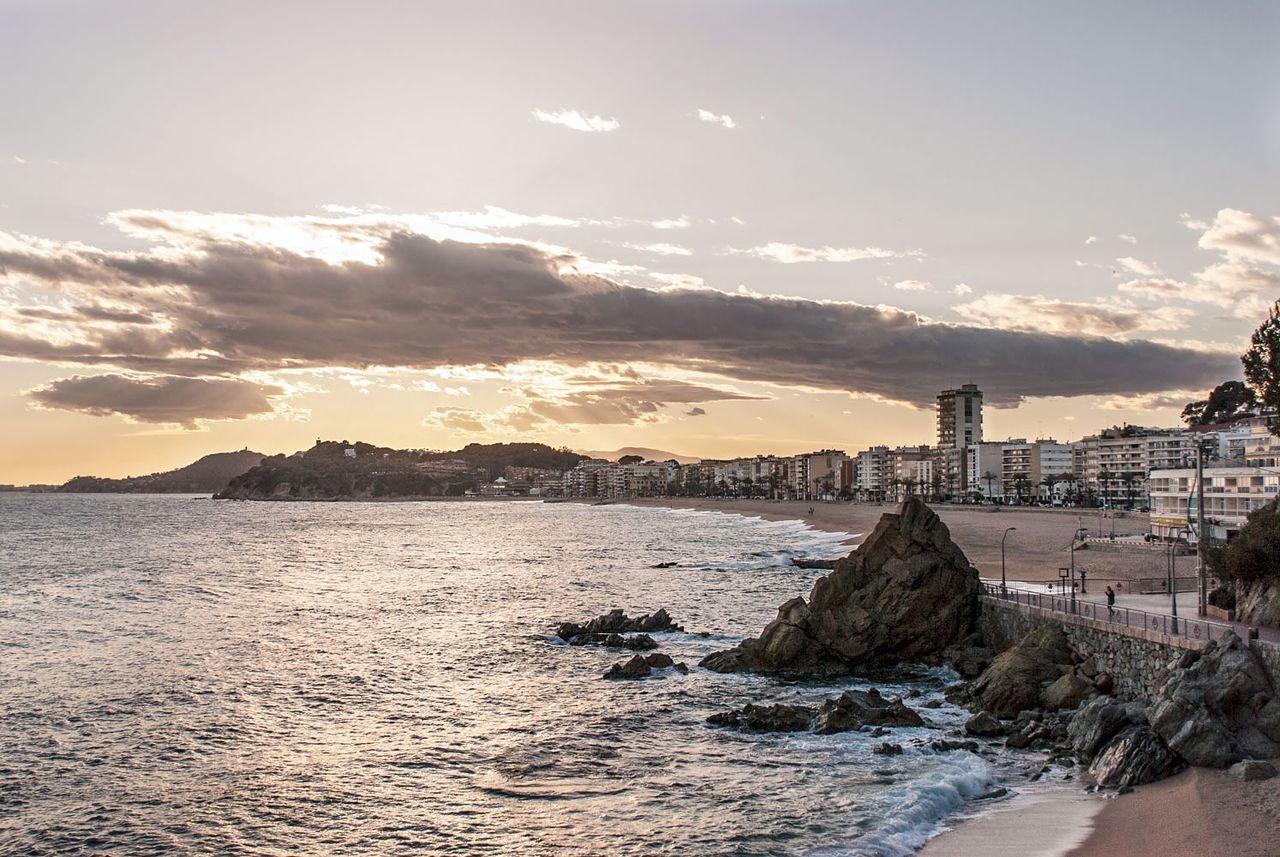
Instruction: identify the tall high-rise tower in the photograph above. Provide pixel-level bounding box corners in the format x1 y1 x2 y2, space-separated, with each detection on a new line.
937 384 983 494
937 383 983 449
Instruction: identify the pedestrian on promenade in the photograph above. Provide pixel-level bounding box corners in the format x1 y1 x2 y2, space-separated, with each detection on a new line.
1106 585 1116 619
1080 569 1087 594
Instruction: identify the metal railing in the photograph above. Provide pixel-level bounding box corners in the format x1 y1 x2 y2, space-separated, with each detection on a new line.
980 583 1260 646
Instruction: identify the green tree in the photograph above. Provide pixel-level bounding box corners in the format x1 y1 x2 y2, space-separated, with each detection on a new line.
1181 380 1257 427
1243 300 1280 436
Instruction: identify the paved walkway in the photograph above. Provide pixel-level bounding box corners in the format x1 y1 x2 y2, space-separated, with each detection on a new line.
986 577 1280 647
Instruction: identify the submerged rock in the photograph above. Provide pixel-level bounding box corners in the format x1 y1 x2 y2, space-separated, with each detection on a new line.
568 632 659 650
707 703 815 732
603 652 685 680
559 608 683 641
1149 631 1280 767
700 498 980 675
813 688 925 734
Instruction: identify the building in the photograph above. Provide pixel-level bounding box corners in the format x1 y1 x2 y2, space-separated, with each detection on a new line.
1072 426 1196 508
1031 439 1075 501
856 446 891 500
792 450 852 499
1149 466 1280 542
887 446 935 501
937 383 983 494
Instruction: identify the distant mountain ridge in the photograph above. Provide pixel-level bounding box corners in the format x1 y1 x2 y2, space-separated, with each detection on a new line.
58 450 267 494
576 447 701 464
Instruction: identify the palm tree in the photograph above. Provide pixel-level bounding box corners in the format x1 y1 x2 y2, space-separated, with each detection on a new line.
983 471 998 502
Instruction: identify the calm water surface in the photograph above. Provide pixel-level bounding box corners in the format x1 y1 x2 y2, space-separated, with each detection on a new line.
1 496 1013 856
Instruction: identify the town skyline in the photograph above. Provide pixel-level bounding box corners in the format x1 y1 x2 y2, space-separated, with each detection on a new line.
3 2 1279 483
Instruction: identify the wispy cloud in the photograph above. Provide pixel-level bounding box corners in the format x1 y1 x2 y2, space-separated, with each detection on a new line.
1116 256 1157 276
951 283 972 296
893 279 932 292
1084 235 1098 245
731 242 921 264
954 293 1193 337
1119 233 1138 245
696 108 736 129
651 216 690 230
625 242 692 256
531 108 619 133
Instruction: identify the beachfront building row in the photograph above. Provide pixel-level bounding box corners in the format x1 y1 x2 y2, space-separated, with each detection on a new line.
1148 466 1280 542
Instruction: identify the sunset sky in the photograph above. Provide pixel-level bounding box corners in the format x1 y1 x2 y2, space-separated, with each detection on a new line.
2 1 1279 483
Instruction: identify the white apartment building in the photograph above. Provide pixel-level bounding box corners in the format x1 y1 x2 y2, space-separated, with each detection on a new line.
1072 427 1195 507
937 384 983 493
888 447 935 501
857 446 890 500
793 449 852 499
1149 466 1280 542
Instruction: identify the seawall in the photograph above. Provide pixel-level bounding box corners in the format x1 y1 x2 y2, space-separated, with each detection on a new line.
978 596 1280 701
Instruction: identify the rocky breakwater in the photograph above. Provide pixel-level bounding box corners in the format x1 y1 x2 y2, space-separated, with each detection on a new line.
707 688 926 734
701 497 982 675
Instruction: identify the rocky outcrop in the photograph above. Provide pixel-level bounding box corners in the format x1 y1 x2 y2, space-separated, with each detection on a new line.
567 632 659 650
1149 632 1280 767
1230 760 1277 781
708 688 925 734
700 498 980 674
1042 671 1096 712
964 710 1008 737
1069 696 1148 760
1088 725 1185 787
558 608 683 642
602 652 688 679
970 625 1074 718
813 689 925 734
707 703 815 732
1236 578 1280 630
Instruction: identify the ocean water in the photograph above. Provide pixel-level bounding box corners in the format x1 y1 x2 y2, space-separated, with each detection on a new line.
1 495 1016 856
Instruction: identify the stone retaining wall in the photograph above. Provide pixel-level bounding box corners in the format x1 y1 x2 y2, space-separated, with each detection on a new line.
977 597 1280 701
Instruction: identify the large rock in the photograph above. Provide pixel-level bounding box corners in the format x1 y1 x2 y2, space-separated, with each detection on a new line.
1149 632 1280 767
1069 696 1147 761
1236 578 1280 632
971 625 1074 719
1042 672 1096 712
813 688 924 734
700 498 980 674
1088 725 1186 787
964 710 1008 737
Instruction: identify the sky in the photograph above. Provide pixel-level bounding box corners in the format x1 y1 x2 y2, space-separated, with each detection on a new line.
2 0 1279 483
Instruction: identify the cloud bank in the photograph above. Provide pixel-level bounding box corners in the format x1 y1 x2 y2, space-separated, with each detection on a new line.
0 209 1239 425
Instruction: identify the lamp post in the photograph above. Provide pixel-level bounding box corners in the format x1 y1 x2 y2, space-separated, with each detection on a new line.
1069 526 1087 615
1001 527 1016 596
1168 527 1181 634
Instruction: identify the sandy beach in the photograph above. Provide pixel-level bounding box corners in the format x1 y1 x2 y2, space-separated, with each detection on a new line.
600 497 1280 856
613 497 1159 588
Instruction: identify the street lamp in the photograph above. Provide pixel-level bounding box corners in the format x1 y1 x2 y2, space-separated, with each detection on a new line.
1168 528 1181 634
1001 527 1016 596
1069 526 1088 614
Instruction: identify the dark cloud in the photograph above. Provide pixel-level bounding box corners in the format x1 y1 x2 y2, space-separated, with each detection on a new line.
0 220 1240 408
28 374 284 428
686 406 707 416
521 380 758 425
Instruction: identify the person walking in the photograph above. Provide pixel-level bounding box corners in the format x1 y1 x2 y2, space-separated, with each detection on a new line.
1106 585 1116 620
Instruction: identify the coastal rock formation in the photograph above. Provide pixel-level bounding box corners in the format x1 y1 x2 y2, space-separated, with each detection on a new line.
700 498 979 674
558 608 683 642
568 632 659 650
1236 578 1280 630
708 688 925 734
1042 671 1097 712
813 689 925 734
1087 725 1185 787
1069 696 1148 760
602 652 688 679
963 710 1008 737
970 625 1074 718
1149 632 1280 767
707 703 815 732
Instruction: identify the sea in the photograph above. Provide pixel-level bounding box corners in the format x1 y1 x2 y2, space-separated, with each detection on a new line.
0 495 1039 856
